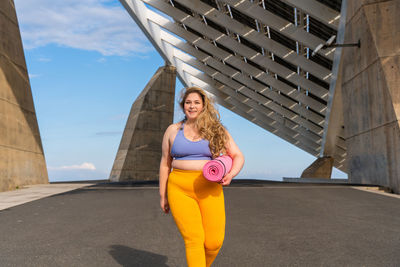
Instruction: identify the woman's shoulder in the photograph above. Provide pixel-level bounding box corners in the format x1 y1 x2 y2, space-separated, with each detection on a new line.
165 122 183 135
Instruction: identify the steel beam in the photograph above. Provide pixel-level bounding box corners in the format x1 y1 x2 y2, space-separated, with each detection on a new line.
280 0 340 30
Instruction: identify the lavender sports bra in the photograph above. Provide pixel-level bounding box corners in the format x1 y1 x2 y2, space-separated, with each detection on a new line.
170 123 212 160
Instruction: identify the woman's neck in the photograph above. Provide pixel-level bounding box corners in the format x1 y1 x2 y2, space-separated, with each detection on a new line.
184 119 197 127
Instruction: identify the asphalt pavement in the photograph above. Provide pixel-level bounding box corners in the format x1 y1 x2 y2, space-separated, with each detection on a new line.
1 181 399 266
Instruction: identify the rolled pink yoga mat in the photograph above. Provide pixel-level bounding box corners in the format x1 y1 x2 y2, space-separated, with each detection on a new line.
203 155 233 182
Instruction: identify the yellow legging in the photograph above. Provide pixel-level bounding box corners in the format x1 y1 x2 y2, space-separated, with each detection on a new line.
168 169 225 267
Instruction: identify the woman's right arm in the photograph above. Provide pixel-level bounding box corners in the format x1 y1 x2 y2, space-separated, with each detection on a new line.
159 125 173 213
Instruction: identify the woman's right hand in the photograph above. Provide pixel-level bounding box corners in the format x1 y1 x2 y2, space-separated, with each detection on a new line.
160 195 170 214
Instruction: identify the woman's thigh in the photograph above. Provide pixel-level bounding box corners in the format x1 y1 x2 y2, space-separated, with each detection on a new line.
199 190 225 249
168 177 205 243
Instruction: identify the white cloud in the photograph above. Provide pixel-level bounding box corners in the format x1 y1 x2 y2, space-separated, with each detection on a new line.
97 57 106 63
14 0 153 56
29 73 41 78
48 162 96 170
38 57 51 62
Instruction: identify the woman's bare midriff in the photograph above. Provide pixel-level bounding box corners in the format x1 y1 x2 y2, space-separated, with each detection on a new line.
171 159 209 171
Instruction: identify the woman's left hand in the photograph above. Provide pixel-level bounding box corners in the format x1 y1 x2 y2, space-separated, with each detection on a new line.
220 174 233 186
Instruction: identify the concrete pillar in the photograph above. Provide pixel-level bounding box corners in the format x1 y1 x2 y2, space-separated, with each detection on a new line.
0 0 48 191
321 55 347 172
301 157 334 179
341 0 400 193
109 65 176 182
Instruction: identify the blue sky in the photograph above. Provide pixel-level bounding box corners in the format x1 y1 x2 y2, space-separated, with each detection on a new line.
14 0 347 182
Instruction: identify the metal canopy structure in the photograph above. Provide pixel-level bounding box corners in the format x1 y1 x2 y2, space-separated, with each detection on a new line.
120 0 346 172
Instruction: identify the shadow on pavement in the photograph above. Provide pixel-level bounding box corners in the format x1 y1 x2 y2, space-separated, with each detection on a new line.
109 245 169 267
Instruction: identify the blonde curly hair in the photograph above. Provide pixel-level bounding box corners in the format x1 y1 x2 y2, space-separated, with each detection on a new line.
179 87 228 158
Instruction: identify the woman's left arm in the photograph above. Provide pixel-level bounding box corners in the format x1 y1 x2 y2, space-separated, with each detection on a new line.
221 130 245 186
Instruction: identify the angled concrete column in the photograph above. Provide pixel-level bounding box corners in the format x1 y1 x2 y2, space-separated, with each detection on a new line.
109 65 176 181
0 0 48 191
301 157 334 179
341 0 400 193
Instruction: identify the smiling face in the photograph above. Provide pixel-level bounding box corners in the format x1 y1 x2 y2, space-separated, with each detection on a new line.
183 92 204 121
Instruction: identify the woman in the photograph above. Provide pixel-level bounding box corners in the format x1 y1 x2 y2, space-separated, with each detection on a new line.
159 87 244 267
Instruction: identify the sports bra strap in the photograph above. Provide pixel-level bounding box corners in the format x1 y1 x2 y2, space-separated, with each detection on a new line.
170 122 212 160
